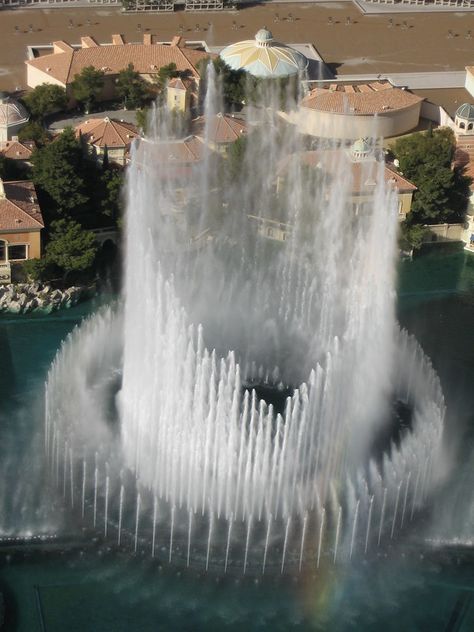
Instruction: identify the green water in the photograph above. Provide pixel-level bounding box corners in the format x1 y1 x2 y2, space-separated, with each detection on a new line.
0 249 473 631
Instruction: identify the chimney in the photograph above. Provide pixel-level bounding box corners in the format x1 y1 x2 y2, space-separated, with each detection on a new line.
81 36 99 49
53 40 74 54
143 33 152 45
171 35 185 48
0 179 5 199
112 34 125 45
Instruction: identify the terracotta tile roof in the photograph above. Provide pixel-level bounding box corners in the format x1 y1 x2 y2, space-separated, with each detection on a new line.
168 77 189 91
301 81 423 116
0 140 35 160
279 150 417 194
136 136 208 180
26 35 213 86
151 136 207 163
75 117 139 148
191 113 248 144
0 180 44 231
383 164 417 193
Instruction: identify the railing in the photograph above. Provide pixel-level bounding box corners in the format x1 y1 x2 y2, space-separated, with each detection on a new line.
0 262 11 284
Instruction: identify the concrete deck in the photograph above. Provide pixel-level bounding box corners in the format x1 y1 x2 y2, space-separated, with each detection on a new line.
0 2 474 99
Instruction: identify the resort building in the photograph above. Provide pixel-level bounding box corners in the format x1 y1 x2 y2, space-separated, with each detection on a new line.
0 139 35 166
454 131 474 251
75 117 139 166
0 178 44 283
0 94 30 142
25 34 213 106
220 29 308 79
254 141 416 242
137 135 207 180
167 77 194 113
288 81 423 141
191 113 248 153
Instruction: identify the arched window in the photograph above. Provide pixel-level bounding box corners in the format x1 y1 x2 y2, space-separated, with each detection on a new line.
468 123 473 131
459 121 466 129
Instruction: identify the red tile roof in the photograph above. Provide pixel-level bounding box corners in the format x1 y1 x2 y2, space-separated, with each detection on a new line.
191 113 248 144
301 81 423 116
0 140 35 161
75 117 139 148
0 180 44 231
279 150 416 194
136 136 208 179
26 35 213 86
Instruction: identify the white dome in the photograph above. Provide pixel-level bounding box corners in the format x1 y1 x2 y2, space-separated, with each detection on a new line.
220 29 308 79
0 95 29 129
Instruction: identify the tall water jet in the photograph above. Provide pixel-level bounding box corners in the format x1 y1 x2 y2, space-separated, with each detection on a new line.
42 73 447 574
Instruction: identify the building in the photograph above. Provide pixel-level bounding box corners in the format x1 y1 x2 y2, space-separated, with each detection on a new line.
167 77 194 113
0 94 30 142
253 141 416 242
454 102 474 135
288 81 423 141
0 0 118 6
454 133 474 252
137 135 207 180
75 117 139 166
220 28 308 79
0 178 44 283
0 138 35 166
25 34 213 105
191 113 248 153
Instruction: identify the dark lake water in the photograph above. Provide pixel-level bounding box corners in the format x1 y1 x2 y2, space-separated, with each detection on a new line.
0 247 473 631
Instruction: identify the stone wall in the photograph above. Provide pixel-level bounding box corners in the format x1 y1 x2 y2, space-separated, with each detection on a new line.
0 283 87 314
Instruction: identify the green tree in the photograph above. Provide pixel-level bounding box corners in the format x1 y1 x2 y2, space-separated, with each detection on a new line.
22 84 67 120
71 66 105 113
32 127 89 217
197 57 247 109
22 257 57 282
116 63 149 109
18 121 50 147
393 127 471 224
100 168 124 223
154 63 179 91
0 155 29 180
399 221 426 251
136 107 150 133
45 218 98 274
227 135 248 179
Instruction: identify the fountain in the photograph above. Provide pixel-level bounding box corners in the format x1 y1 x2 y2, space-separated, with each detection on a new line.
43 75 446 575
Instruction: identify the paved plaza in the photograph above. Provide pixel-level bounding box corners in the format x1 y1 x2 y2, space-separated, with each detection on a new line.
1 2 474 92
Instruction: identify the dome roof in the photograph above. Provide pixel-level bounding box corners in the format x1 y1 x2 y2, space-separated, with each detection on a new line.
219 28 308 79
350 137 372 161
255 28 274 45
455 102 474 120
0 95 29 128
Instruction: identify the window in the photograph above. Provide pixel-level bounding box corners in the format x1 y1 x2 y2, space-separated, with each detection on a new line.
8 244 27 260
267 227 274 238
0 241 5 261
459 121 466 129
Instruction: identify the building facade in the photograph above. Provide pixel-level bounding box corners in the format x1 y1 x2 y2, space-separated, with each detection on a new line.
26 34 213 106
287 81 423 141
0 179 44 283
